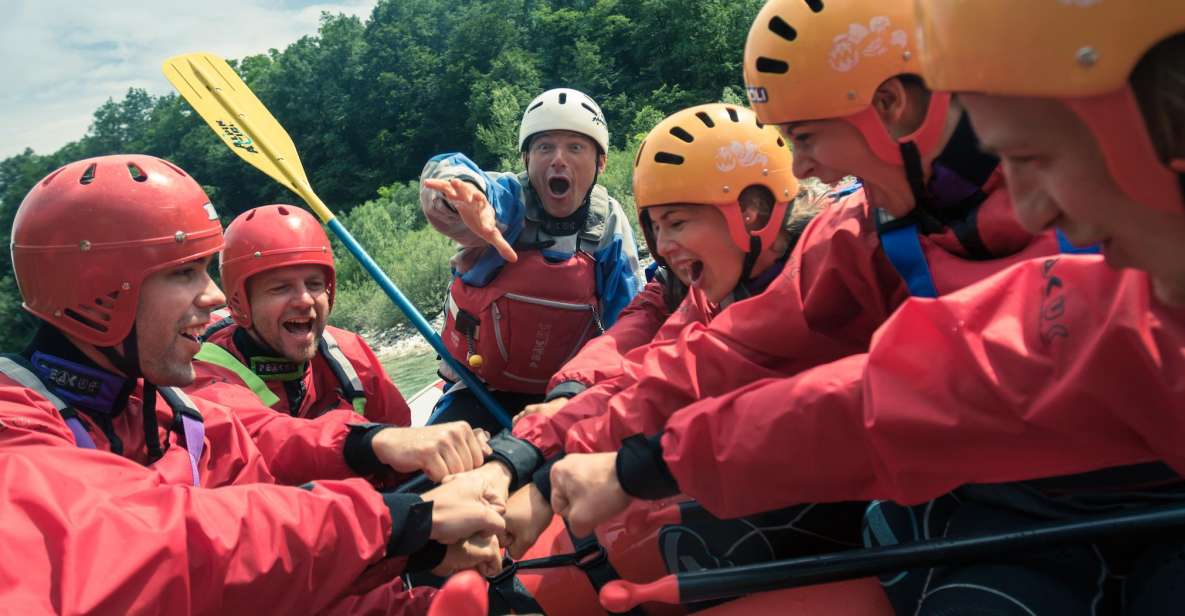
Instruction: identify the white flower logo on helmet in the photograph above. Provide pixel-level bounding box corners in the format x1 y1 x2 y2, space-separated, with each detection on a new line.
716 141 769 172
828 16 909 73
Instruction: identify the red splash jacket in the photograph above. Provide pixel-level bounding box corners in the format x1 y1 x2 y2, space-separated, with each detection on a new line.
188 323 411 485
551 175 1065 457
656 257 1185 517
0 376 434 614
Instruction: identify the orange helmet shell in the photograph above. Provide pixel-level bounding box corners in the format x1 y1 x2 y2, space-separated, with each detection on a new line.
633 103 797 259
219 204 335 328
11 155 223 347
744 0 919 125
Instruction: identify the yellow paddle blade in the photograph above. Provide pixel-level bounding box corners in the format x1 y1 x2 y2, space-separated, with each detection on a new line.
162 52 333 221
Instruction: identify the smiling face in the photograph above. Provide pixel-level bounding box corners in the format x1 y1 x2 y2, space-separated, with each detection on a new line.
961 93 1185 302
245 264 331 362
780 119 913 216
135 255 226 385
649 204 747 305
524 130 605 218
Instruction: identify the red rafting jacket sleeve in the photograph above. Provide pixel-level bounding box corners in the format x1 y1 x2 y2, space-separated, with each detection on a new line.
330 327 413 428
513 374 632 458
0 396 414 614
188 362 364 485
546 279 672 394
660 256 1185 518
563 194 907 454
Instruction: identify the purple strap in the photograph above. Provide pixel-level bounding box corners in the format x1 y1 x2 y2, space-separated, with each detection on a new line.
65 416 97 449
179 413 205 488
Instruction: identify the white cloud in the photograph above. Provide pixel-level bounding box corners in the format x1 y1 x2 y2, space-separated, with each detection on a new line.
0 0 378 159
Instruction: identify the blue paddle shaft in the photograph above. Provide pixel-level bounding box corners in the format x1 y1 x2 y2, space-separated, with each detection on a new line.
327 218 512 429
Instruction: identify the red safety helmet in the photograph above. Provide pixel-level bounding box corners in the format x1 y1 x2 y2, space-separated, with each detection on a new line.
219 204 335 328
11 155 223 347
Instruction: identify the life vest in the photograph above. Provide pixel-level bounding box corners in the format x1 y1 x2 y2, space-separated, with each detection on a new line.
440 186 611 394
876 211 1100 298
0 353 205 487
197 315 369 414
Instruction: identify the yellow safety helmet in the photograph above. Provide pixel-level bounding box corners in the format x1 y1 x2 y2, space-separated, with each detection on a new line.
916 0 1185 213
633 103 798 262
744 0 949 165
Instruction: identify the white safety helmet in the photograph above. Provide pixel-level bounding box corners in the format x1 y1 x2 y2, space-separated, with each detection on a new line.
518 88 610 154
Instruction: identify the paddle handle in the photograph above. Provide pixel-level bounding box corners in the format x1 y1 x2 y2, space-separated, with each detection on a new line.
329 218 512 429
599 503 1185 610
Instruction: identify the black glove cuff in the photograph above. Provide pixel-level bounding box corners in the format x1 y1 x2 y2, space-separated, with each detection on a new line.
382 492 434 557
616 434 679 501
344 423 393 476
544 381 586 402
487 431 544 492
530 454 565 502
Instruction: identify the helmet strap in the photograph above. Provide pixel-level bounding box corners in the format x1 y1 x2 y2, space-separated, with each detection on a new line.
97 325 142 380
93 326 165 461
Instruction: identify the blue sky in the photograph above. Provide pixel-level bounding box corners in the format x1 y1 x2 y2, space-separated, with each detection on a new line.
0 0 378 159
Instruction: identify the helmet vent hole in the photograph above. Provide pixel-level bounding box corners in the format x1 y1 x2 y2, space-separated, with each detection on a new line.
42 167 66 187
804 0 824 13
80 164 98 185
580 102 600 118
654 152 684 165
756 57 789 74
277 206 290 215
126 163 147 182
65 308 110 332
634 141 647 167
527 101 544 113
669 127 695 143
777 137 786 148
558 92 568 104
769 16 797 41
696 112 715 128
159 159 188 176
245 210 256 221
756 119 765 129
726 107 740 123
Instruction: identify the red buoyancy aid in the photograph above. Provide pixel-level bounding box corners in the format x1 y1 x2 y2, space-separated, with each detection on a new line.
442 250 603 394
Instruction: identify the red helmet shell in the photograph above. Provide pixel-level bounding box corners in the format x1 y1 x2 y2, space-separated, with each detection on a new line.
219 204 335 328
11 155 223 347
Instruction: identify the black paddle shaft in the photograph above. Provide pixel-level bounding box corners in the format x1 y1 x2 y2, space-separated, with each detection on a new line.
675 503 1185 604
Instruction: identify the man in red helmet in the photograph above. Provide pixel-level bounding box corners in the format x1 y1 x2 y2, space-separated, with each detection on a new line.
0 155 506 613
188 204 490 486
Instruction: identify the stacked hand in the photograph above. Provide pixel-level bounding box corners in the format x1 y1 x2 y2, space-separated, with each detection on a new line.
501 483 556 559
433 533 503 578
422 178 518 262
372 423 491 482
422 472 506 544
549 452 631 537
513 397 570 425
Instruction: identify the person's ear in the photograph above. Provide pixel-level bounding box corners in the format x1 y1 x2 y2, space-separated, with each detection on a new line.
871 77 909 127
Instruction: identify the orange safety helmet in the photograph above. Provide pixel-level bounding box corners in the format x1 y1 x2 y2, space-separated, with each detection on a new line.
743 0 950 166
11 155 223 347
632 103 798 269
219 204 336 328
916 0 1185 214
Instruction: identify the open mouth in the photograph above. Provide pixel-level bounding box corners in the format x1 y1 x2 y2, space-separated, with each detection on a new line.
547 177 571 199
179 324 204 343
283 318 315 336
689 261 705 286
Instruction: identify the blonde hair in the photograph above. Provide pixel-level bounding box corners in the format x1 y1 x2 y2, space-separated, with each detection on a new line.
1131 33 1185 162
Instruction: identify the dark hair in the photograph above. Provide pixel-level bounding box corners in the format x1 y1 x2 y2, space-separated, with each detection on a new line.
1131 33 1185 163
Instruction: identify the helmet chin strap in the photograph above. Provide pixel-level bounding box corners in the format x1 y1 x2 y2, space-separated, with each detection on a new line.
97 326 166 463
